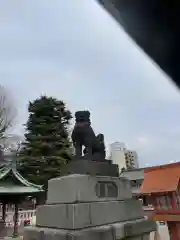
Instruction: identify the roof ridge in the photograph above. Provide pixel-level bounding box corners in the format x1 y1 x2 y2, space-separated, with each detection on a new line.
13 170 43 190
0 167 11 180
145 161 180 172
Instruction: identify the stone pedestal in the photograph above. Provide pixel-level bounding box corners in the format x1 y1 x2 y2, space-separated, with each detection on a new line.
60 159 119 177
23 162 156 240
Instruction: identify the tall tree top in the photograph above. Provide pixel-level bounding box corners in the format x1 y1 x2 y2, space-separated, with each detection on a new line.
19 95 73 185
28 95 72 121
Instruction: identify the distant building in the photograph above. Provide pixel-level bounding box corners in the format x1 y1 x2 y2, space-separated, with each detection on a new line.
109 142 127 171
109 142 139 171
125 150 139 169
120 168 144 196
110 142 126 151
141 162 180 238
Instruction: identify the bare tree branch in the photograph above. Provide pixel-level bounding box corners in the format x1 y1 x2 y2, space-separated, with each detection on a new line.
1 134 23 155
0 85 17 148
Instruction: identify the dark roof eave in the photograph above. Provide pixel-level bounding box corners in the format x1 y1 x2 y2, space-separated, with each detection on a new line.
0 189 44 197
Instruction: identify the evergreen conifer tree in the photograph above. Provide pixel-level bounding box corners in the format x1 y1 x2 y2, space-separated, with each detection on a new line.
18 95 72 186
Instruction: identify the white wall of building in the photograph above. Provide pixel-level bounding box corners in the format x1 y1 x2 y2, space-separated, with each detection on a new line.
109 142 139 171
110 142 126 151
109 142 127 171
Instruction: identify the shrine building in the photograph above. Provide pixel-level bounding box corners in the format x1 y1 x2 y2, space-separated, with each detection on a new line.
141 162 180 240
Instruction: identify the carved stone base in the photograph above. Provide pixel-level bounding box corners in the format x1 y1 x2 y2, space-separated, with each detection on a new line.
23 174 156 240
60 159 119 177
24 219 156 240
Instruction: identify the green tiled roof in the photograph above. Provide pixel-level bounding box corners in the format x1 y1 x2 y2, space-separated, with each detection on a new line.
0 164 44 195
0 186 43 194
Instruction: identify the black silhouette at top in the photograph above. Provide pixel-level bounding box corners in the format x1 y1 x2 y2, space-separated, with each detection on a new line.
71 111 106 160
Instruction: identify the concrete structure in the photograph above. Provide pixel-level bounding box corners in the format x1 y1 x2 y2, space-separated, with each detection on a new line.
109 142 127 171
110 142 126 151
24 172 156 239
97 0 179 86
125 150 139 169
120 168 152 210
120 168 144 197
109 142 139 171
150 223 170 240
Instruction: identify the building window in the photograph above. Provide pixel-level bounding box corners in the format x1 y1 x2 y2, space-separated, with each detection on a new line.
131 180 137 187
143 196 149 206
156 194 171 209
156 197 162 209
131 180 142 188
164 195 171 209
175 191 180 208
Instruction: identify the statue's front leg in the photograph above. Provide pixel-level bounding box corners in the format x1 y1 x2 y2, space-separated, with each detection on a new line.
75 142 82 158
87 148 93 160
86 141 93 161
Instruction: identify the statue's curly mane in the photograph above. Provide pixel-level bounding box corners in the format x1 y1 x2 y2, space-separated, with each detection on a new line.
75 110 90 123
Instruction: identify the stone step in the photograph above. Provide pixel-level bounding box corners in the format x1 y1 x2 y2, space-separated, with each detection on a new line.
24 218 157 240
36 199 144 230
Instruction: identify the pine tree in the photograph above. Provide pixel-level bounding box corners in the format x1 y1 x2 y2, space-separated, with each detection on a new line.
18 95 72 186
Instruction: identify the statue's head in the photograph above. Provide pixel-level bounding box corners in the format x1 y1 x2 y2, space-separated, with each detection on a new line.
75 110 90 124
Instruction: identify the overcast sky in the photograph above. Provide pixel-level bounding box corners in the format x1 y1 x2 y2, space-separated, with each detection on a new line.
1 0 180 166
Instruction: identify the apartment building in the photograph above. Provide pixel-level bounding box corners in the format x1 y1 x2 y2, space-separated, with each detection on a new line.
109 142 139 171
125 150 139 169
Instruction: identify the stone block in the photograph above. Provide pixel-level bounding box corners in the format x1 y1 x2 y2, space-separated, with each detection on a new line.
142 234 150 240
124 219 157 238
24 225 115 240
60 159 119 177
24 226 69 240
47 174 132 204
36 199 144 230
67 225 114 240
113 219 155 239
23 226 45 240
24 219 155 240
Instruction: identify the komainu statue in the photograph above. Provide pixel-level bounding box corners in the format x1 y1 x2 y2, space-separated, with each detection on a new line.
71 110 106 160
83 133 106 160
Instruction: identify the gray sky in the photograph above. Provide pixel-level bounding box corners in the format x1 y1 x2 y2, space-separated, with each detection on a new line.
1 0 180 166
